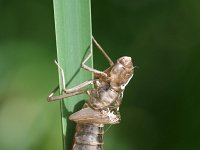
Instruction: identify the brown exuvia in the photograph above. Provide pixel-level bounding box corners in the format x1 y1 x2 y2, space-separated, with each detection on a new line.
48 37 134 150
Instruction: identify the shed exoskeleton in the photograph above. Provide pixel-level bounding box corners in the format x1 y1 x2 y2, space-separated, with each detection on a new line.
48 37 134 150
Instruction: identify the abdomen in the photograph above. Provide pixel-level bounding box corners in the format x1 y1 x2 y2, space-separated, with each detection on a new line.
72 123 104 150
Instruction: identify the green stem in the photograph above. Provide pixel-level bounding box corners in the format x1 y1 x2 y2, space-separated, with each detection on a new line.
52 0 93 149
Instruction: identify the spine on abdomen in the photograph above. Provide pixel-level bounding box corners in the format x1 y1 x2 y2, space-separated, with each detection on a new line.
72 123 104 150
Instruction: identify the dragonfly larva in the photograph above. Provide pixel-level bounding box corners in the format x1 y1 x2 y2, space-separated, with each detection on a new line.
48 37 134 150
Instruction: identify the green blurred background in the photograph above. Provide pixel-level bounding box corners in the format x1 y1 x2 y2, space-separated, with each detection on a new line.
1 0 200 150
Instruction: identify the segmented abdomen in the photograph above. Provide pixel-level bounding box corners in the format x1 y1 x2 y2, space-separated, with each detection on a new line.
73 123 104 150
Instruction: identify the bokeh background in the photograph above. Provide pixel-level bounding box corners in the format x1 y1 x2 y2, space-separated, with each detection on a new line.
1 0 200 150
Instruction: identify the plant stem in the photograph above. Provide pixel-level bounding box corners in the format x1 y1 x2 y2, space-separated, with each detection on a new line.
52 0 93 149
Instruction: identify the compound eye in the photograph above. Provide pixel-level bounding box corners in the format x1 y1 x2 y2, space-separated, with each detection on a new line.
121 84 125 90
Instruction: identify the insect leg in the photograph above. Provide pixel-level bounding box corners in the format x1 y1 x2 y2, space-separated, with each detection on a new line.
54 60 66 90
48 80 96 101
92 36 114 66
48 60 96 101
82 47 108 78
48 89 87 102
64 80 95 94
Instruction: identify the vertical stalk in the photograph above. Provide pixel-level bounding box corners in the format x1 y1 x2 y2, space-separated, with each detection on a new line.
52 0 93 149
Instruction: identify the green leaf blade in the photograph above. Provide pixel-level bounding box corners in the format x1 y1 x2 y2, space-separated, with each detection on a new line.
52 0 93 149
